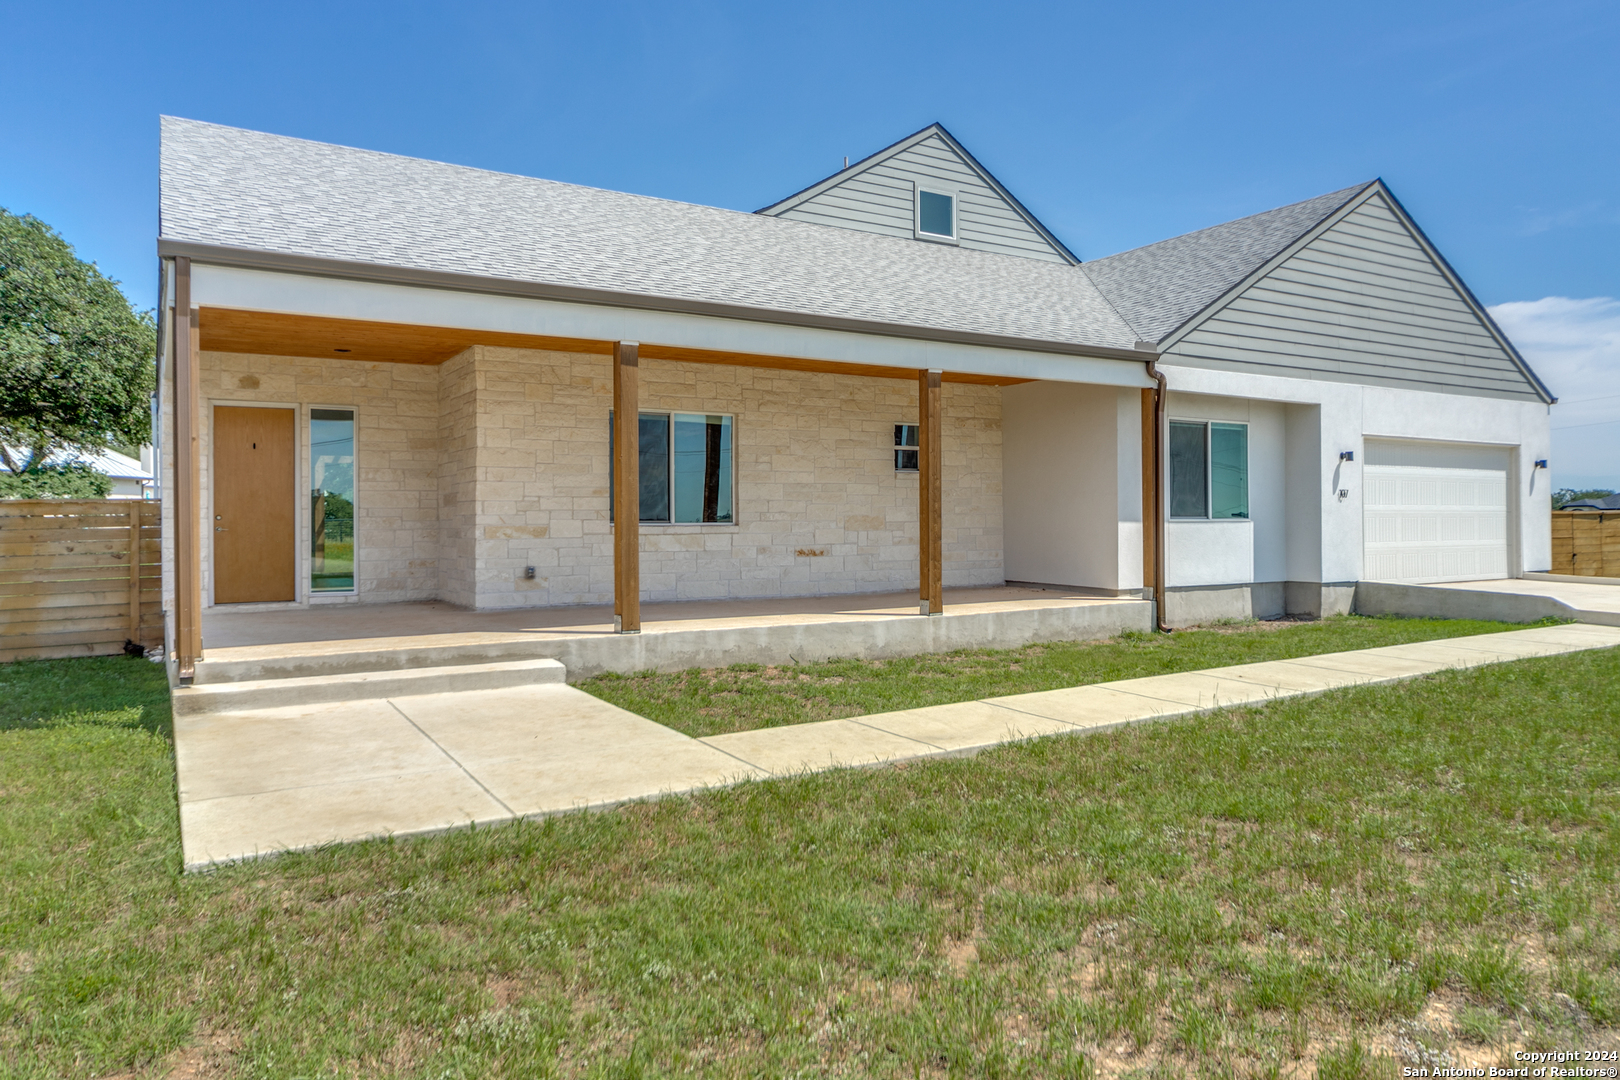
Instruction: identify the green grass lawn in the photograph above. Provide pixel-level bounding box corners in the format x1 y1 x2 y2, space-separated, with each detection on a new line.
581 614 1548 738
2 627 1618 1078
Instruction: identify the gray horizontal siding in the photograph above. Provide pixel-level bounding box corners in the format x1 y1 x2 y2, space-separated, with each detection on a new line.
773 134 1070 263
1164 194 1541 401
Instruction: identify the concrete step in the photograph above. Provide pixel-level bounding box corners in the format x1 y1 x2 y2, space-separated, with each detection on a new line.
192 639 561 685
173 657 567 716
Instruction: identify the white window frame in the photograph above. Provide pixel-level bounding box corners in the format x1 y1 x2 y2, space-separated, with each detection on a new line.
913 183 959 243
1167 418 1249 521
894 423 920 472
612 410 739 527
307 403 360 598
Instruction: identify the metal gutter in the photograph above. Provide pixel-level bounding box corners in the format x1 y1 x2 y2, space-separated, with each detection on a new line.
154 240 1156 365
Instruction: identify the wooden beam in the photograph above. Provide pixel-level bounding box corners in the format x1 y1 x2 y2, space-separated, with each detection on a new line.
612 341 641 634
196 306 1032 386
919 369 943 616
173 259 203 680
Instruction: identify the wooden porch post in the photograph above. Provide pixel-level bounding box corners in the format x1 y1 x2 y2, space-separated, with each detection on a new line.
172 258 203 681
918 369 943 616
613 341 641 633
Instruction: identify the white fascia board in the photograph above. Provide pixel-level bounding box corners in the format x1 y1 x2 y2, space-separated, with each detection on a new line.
191 265 1156 389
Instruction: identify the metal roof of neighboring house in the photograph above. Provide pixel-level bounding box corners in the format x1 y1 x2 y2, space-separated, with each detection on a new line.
1081 183 1374 344
158 117 1143 356
4 447 152 480
1563 493 1620 510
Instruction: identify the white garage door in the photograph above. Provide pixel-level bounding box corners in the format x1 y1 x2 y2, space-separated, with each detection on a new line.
1363 440 1510 584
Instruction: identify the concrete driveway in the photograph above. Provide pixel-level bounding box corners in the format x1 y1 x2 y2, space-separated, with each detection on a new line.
1357 576 1620 625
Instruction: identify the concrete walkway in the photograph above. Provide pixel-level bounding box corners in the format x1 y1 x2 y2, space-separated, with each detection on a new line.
175 622 1620 870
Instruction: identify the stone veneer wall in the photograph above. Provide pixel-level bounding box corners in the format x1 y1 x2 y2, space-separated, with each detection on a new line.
197 350 441 604
464 346 1004 609
196 346 1005 610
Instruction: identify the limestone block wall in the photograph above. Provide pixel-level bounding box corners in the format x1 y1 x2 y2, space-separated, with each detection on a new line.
462 346 1006 609
196 350 440 605
191 345 1005 611
436 348 479 607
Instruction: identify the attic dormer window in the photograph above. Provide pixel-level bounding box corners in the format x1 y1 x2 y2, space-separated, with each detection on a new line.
915 187 956 241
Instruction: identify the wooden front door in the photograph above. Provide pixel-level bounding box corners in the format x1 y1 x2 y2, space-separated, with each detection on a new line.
213 406 297 603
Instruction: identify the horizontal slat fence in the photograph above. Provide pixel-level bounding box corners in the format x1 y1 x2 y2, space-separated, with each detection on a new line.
1551 510 1620 578
0 500 162 662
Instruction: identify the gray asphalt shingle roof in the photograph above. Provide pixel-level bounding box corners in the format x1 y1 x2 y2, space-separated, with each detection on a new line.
1081 183 1374 345
159 117 1142 352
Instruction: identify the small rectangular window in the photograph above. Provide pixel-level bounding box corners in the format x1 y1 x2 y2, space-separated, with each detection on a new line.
1169 421 1208 518
1210 422 1249 519
918 189 954 238
894 424 919 471
310 408 355 592
1168 419 1250 519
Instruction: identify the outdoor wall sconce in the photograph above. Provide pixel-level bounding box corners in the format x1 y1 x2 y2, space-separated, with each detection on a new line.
1339 451 1355 462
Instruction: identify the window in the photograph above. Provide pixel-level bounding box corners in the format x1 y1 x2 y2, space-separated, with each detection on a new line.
1168 420 1248 519
916 188 955 239
610 412 734 523
894 424 919 471
310 408 355 591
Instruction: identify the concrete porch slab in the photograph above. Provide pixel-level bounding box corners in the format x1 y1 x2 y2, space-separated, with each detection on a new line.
195 587 1152 682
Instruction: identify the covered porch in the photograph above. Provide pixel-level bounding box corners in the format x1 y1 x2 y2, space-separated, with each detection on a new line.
161 259 1164 685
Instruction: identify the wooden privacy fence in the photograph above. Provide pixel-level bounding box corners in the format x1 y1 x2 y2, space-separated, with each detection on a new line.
0 500 162 663
1551 510 1620 578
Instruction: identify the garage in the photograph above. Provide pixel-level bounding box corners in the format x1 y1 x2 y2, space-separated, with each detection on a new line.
1363 439 1510 584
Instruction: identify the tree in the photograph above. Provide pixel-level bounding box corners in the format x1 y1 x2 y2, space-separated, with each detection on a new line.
1554 488 1616 509
0 208 155 480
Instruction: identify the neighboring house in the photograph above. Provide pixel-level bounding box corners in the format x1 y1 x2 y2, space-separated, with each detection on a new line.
154 118 1553 678
1563 494 1620 511
82 447 155 499
3 447 154 499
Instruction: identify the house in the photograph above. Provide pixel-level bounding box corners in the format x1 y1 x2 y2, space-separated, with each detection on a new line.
83 447 155 499
1562 494 1620 511
154 118 1553 685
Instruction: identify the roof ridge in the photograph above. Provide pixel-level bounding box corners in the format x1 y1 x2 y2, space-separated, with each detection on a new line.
1087 181 1375 266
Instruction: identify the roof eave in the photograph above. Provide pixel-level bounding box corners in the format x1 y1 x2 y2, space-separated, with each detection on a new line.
156 238 1156 364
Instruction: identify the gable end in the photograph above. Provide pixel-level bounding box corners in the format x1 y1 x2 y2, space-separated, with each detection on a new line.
758 125 1077 265
1160 185 1552 402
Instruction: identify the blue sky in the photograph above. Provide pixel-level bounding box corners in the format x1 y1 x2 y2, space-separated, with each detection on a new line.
3 0 1617 485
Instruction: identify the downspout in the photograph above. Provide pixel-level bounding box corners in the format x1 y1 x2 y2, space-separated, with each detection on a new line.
1148 360 1170 633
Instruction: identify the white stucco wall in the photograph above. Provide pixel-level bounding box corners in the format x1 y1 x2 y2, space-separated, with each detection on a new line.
1162 392 1286 588
1158 365 1552 582
1002 382 1142 592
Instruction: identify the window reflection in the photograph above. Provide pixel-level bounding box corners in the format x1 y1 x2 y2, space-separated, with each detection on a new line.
310 409 355 591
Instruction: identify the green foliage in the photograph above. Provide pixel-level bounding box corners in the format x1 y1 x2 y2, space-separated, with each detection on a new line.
0 208 155 474
1554 487 1616 508
0 460 112 499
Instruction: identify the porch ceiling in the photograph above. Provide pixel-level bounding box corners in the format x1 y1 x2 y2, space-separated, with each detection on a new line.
198 307 1032 386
